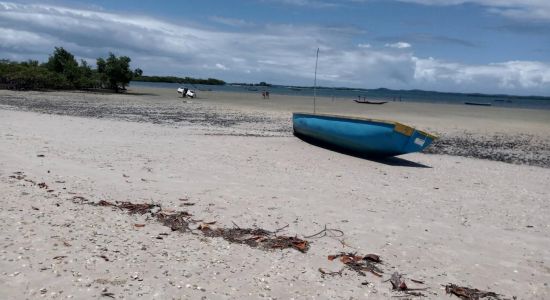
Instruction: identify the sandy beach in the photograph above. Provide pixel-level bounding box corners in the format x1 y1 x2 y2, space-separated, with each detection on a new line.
1 88 549 299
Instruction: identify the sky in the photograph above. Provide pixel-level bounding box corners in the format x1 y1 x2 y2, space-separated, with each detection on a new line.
0 0 549 95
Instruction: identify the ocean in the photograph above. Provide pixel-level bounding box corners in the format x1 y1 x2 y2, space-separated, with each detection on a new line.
130 81 550 110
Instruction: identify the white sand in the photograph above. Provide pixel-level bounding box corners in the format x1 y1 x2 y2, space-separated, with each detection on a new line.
1 90 549 299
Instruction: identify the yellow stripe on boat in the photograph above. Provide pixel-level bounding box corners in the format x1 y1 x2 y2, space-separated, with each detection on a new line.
393 123 414 137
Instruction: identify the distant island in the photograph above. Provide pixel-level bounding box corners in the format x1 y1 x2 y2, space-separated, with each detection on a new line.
133 75 225 85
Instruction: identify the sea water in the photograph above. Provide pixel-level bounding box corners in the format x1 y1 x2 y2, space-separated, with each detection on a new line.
130 81 550 110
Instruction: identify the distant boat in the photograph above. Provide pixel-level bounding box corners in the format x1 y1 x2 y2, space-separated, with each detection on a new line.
354 100 387 105
293 113 436 157
464 101 492 106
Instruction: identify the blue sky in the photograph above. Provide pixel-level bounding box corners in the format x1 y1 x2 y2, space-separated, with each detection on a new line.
1 0 549 95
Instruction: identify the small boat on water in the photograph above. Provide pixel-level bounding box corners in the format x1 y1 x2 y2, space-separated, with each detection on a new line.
464 101 492 106
354 100 387 105
293 113 436 157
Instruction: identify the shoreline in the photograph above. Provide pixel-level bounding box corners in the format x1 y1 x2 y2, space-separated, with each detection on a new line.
1 88 549 168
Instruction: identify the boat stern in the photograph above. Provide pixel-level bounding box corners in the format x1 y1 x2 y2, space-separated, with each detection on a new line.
393 123 436 153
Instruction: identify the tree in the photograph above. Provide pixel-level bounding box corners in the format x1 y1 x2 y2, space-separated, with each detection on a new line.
134 68 143 77
45 47 80 85
96 53 133 92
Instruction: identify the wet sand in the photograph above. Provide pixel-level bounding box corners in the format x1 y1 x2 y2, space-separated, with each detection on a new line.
1 88 549 299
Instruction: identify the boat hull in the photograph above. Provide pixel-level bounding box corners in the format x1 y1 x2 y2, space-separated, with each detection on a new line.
293 113 435 157
354 100 387 104
464 102 491 106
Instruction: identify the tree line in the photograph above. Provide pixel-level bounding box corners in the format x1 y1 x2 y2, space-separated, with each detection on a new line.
0 47 137 92
133 75 225 85
0 47 226 92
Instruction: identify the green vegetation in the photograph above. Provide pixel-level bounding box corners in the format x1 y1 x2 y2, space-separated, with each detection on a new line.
0 47 135 92
133 75 225 85
229 81 271 87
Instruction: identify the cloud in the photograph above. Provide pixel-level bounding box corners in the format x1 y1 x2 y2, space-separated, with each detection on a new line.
398 0 550 22
414 57 550 91
263 0 340 8
377 34 477 47
0 1 548 95
385 42 412 49
209 16 253 27
215 63 228 70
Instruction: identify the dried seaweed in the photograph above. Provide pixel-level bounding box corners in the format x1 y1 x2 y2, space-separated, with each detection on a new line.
156 211 193 232
445 284 507 300
96 200 160 215
328 252 383 277
92 199 308 252
200 225 310 252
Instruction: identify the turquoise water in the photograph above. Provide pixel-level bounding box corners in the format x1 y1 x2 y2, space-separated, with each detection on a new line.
130 81 550 110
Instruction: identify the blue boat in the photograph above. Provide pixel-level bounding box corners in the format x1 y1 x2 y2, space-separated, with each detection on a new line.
293 113 436 157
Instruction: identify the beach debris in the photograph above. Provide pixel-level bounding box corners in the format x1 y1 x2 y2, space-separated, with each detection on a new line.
71 195 90 204
328 252 384 277
304 224 344 239
31 206 39 210
9 174 26 180
98 255 110 262
327 252 383 277
200 223 310 253
100 290 115 298
134 224 146 228
91 199 308 252
156 211 193 232
37 154 45 157
387 272 428 297
97 200 160 215
318 267 344 278
444 284 506 300
364 254 381 263
38 182 48 189
390 272 408 291
53 255 67 260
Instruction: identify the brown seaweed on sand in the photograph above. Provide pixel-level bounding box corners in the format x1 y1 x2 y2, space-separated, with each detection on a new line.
94 199 309 252
444 284 508 300
97 200 160 215
200 223 310 253
156 211 194 232
327 252 383 277
387 272 428 298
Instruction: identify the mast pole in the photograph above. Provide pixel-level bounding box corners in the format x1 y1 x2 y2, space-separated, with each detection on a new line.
313 48 319 114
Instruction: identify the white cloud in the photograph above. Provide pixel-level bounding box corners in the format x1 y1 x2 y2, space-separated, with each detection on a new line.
0 1 548 95
414 57 550 91
399 0 550 22
385 42 412 49
209 16 253 27
215 63 228 70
